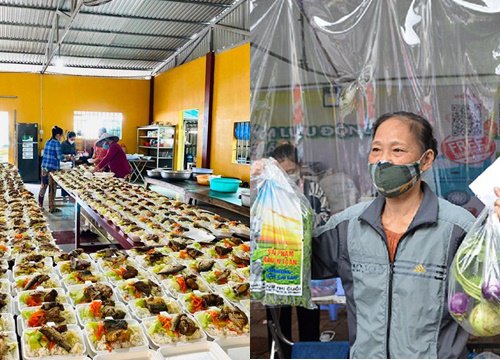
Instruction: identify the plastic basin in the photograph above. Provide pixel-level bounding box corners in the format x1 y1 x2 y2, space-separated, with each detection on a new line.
210 178 241 193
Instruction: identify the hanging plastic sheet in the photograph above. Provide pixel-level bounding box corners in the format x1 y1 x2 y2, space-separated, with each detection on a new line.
251 0 500 218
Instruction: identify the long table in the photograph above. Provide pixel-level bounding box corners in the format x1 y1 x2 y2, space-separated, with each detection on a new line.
51 174 141 250
144 176 250 218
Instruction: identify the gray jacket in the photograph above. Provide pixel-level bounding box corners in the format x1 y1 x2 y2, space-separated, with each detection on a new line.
312 182 475 359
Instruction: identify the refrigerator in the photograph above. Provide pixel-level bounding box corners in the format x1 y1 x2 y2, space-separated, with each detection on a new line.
16 123 39 183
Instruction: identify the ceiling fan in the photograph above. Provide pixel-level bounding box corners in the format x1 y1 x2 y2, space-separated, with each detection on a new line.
82 0 113 6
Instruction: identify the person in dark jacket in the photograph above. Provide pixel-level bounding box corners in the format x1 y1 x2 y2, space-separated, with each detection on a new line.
61 131 76 160
60 131 77 198
312 111 500 358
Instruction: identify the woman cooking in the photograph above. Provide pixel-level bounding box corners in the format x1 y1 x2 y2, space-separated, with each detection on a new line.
312 111 500 358
93 133 131 179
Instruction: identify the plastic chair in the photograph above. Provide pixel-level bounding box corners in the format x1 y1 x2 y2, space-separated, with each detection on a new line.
268 305 350 359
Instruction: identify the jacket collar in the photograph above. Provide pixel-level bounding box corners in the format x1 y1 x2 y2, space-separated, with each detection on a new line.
358 182 439 234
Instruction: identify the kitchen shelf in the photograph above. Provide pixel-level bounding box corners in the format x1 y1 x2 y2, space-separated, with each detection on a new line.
139 146 173 149
137 125 176 169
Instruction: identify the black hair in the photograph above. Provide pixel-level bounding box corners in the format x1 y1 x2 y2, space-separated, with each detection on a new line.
51 126 63 139
372 111 438 158
270 143 299 165
67 131 76 139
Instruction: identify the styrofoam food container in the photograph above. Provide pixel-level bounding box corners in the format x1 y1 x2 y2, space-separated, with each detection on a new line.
214 336 250 360
22 324 87 360
84 319 148 355
67 282 117 307
56 260 99 279
16 287 69 311
128 297 182 321
141 313 206 348
0 313 15 332
93 350 162 360
15 255 53 267
76 301 132 326
0 331 20 360
19 304 78 332
12 273 62 296
115 279 164 303
0 293 13 314
157 341 231 360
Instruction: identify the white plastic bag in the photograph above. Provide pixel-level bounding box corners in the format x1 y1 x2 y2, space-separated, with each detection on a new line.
448 207 500 336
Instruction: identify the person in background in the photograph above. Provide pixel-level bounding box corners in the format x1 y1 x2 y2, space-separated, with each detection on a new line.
253 142 331 358
60 131 77 199
92 127 107 166
93 133 132 179
39 126 64 212
61 131 77 161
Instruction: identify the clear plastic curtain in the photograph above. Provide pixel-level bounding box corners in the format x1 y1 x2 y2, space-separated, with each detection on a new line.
251 0 500 215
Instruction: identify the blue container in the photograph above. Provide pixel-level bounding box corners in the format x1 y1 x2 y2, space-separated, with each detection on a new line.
210 177 241 193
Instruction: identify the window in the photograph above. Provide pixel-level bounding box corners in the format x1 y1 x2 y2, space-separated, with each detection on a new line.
233 121 250 165
74 111 123 139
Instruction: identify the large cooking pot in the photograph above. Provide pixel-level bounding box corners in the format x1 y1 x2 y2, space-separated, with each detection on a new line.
160 170 192 181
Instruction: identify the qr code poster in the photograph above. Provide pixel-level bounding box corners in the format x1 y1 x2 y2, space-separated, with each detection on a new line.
435 92 500 213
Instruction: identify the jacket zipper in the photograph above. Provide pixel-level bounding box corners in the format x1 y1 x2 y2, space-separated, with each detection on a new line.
385 231 410 359
387 262 394 358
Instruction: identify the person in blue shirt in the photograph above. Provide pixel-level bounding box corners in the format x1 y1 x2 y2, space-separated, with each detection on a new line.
39 126 64 212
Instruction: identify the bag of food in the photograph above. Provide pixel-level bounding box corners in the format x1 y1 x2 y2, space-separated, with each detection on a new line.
448 206 500 336
250 158 315 309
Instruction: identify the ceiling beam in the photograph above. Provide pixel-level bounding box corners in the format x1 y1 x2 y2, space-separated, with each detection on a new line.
155 0 231 8
153 0 247 75
0 49 165 63
42 0 83 73
0 3 208 25
0 21 191 40
0 59 156 71
214 23 249 36
0 36 177 52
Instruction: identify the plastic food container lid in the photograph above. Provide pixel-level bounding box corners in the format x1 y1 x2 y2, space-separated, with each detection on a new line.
93 350 162 360
214 336 250 360
157 341 232 360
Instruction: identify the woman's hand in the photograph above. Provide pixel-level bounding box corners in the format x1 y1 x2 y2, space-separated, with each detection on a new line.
495 187 500 219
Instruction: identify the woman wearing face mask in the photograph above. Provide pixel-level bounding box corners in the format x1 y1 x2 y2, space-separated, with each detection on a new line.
313 111 500 359
258 142 331 358
61 131 77 161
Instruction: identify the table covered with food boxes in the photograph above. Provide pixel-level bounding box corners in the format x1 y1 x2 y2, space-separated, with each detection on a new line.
0 163 250 360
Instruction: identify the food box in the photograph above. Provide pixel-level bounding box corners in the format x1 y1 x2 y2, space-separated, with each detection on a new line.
76 301 132 326
141 313 206 348
22 324 87 359
128 297 182 320
84 319 148 354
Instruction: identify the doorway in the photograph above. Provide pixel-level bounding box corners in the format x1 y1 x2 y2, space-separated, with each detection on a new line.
179 109 199 170
0 111 9 163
